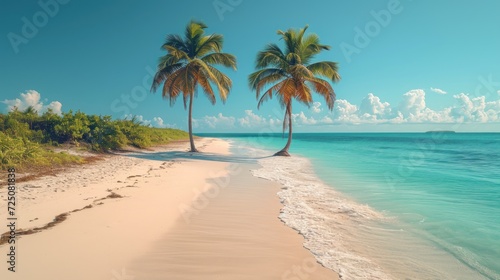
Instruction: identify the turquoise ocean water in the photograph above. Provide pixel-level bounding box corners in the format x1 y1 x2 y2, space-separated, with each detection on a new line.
200 133 500 279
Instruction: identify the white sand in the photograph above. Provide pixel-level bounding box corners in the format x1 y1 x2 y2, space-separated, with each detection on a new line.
128 165 339 280
0 138 338 279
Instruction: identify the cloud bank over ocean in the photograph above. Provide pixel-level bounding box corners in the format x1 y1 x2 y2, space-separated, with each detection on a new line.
4 89 500 130
193 89 500 129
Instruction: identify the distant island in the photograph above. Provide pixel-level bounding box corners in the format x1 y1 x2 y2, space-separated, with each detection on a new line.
425 130 456 133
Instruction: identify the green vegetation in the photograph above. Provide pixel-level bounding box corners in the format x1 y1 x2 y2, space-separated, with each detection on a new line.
151 20 237 152
249 25 340 156
0 108 188 170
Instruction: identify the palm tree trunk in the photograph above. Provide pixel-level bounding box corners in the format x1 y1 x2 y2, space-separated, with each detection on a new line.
274 102 292 156
188 91 199 152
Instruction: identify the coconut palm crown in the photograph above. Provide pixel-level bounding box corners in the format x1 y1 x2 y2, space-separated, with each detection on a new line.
249 25 340 156
151 20 237 152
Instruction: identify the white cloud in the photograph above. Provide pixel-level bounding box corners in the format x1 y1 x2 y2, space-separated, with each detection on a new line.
238 110 265 127
320 115 334 124
329 90 500 125
497 90 500 96
237 110 280 128
389 111 405 124
399 89 427 119
450 93 493 122
430 87 447 94
2 90 63 115
292 111 317 125
298 90 462 126
485 100 500 122
153 117 164 127
311 101 322 113
269 118 280 127
333 99 360 123
46 101 62 115
394 89 452 123
124 114 151 126
153 117 176 128
125 115 177 128
194 113 235 129
359 93 392 119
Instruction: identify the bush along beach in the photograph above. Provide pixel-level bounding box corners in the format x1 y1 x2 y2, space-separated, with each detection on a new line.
0 107 188 170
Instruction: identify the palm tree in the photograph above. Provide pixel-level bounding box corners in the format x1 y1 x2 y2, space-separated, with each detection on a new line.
151 20 237 152
249 25 340 156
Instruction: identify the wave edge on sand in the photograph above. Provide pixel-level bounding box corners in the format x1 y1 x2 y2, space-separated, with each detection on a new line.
251 154 393 280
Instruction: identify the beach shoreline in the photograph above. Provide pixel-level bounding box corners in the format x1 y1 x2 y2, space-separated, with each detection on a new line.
229 133 495 280
0 137 339 279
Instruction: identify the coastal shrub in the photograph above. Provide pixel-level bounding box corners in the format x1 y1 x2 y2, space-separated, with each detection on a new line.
0 131 83 169
147 127 188 145
0 110 188 169
54 111 91 143
36 150 83 167
34 109 62 142
0 131 41 169
85 115 128 151
127 126 152 148
0 113 32 139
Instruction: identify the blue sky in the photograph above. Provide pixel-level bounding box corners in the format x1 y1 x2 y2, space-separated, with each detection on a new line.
1 0 500 132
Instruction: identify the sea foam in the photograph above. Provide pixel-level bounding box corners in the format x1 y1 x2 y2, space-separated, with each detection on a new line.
251 155 393 280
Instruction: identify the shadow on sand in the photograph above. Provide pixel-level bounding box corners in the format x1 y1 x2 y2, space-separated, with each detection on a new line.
125 151 272 164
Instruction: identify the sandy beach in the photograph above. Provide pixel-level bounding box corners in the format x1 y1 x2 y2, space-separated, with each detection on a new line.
0 138 338 279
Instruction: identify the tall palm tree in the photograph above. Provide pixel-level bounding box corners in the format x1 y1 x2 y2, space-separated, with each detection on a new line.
151 20 237 152
249 25 340 156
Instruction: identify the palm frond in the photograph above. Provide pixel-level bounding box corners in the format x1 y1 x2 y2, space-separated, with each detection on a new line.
305 77 336 109
191 59 229 102
294 80 313 106
157 54 180 69
300 33 330 64
289 64 313 80
274 78 295 106
201 52 237 70
256 43 288 69
205 65 233 97
163 34 187 53
194 70 216 105
162 68 183 106
255 71 287 96
297 25 309 46
197 34 224 56
164 45 189 61
151 63 183 92
249 68 287 96
307 61 341 82
257 79 287 108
